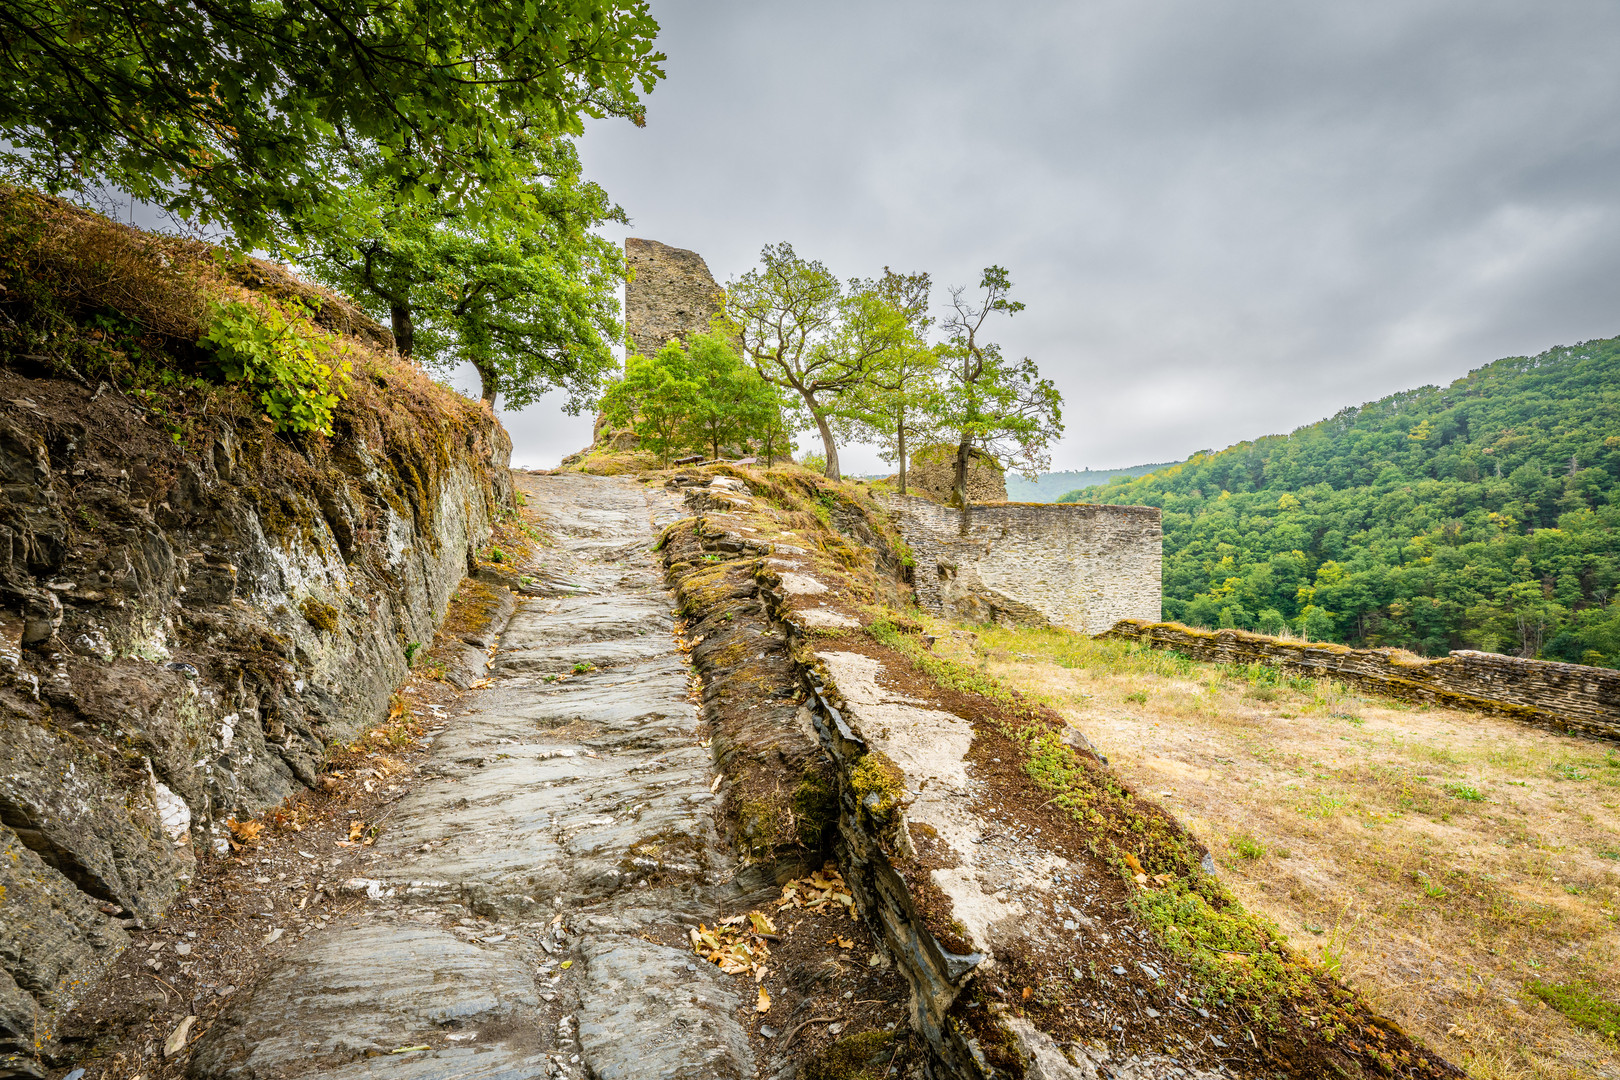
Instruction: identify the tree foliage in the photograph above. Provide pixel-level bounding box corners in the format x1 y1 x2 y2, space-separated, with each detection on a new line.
935 266 1063 510
1077 336 1620 667
0 0 664 251
830 269 939 494
295 139 622 410
599 332 790 467
728 243 915 480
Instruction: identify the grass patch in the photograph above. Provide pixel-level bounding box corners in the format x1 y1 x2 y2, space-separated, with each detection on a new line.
1526 981 1620 1039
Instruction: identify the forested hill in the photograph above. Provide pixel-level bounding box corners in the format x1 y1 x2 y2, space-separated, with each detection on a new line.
1004 461 1182 501
1078 335 1620 668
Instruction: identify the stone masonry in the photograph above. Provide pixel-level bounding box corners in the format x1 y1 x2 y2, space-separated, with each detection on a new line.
884 494 1162 634
1104 620 1620 742
623 237 726 358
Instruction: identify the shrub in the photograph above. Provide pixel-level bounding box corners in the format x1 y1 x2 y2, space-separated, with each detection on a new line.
201 298 351 435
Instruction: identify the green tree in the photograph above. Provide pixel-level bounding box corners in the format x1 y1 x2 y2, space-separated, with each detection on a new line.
295 139 622 410
831 269 939 494
935 266 1064 514
599 342 699 468
0 0 664 250
728 243 912 481
681 331 781 461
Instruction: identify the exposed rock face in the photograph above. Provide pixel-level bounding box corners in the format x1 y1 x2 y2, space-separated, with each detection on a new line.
0 368 509 1075
623 238 726 358
884 495 1163 633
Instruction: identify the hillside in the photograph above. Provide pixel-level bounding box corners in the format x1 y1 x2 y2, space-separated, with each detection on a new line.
1077 336 1620 667
1005 460 1182 501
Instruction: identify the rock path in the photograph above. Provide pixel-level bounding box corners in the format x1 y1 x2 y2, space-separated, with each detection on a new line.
191 474 756 1080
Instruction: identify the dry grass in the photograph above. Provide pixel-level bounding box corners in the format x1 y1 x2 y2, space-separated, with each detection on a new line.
926 620 1620 1080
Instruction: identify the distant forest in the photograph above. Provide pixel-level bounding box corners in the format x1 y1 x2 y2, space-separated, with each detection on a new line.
1075 336 1620 668
1002 461 1182 502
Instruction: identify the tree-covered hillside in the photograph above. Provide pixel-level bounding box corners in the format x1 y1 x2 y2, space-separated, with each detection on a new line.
1002 460 1181 501
1079 336 1620 667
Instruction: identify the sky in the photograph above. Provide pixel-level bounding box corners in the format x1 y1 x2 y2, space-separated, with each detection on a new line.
478 1 1620 471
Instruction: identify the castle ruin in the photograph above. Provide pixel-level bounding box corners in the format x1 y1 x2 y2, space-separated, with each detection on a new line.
629 240 1165 633
624 238 726 357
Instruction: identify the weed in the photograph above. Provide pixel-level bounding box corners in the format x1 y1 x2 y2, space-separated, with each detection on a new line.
1230 834 1267 860
403 641 421 666
1444 782 1484 802
571 662 595 674
1124 690 1149 704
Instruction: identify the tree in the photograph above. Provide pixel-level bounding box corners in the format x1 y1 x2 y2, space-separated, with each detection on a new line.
831 269 937 494
597 332 787 466
935 266 1064 515
599 342 699 468
682 332 780 461
296 139 622 410
0 0 664 250
728 243 912 481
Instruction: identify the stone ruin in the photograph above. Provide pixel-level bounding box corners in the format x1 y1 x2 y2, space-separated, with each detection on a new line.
623 237 726 357
624 240 1165 634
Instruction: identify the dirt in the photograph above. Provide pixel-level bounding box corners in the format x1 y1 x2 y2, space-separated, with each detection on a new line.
48 672 463 1080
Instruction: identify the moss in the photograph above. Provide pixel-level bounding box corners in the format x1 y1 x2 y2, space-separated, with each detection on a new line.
791 768 838 850
732 796 784 860
299 598 340 634
799 1031 895 1080
850 750 907 825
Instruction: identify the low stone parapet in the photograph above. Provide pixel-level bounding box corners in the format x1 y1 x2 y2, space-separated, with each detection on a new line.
1102 620 1620 741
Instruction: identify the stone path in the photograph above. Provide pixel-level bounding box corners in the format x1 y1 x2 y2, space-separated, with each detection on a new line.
191 474 757 1080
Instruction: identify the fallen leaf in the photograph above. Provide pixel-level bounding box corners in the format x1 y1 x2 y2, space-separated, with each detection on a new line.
263 927 284 945
163 1015 197 1057
756 985 771 1014
710 774 723 792
348 821 365 841
1123 852 1146 876
390 1045 430 1054
747 911 776 935
226 818 262 844
560 960 572 969
468 678 493 690
1022 987 1033 1001
837 937 854 950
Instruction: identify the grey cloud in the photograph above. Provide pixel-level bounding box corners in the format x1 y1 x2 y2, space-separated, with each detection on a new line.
495 0 1620 472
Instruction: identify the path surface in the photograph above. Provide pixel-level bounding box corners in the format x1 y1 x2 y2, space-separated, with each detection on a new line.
191 474 756 1080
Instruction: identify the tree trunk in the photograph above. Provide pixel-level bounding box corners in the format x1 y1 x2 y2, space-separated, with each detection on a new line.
808 398 841 480
953 436 973 531
896 409 908 495
475 361 498 408
390 302 415 359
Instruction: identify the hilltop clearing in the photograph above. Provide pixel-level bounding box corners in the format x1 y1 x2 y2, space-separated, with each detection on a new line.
947 622 1620 1080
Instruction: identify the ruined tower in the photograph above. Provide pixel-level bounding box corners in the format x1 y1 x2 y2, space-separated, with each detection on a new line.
623 238 726 358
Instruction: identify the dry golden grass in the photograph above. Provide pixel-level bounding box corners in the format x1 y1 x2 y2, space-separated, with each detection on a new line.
926 620 1620 1080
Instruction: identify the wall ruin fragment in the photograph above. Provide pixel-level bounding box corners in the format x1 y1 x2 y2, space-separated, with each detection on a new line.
884 495 1162 634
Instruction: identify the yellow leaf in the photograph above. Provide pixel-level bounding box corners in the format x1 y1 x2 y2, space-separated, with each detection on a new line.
348 821 365 841
756 985 771 1014
837 937 854 950
560 960 572 969
748 911 776 935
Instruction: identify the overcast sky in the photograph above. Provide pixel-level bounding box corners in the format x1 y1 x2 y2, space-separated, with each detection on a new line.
488 0 1620 472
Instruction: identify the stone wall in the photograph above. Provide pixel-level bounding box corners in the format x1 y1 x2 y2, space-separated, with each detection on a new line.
883 495 1162 634
1103 620 1620 741
623 238 726 358
905 458 1007 503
